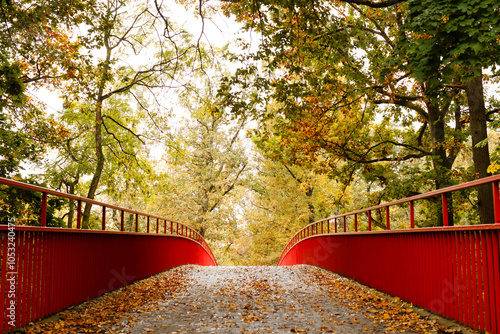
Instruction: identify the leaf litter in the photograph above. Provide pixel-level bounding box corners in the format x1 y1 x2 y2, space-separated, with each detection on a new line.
20 265 472 333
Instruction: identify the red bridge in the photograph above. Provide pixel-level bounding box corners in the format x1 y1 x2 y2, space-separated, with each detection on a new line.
1 176 500 333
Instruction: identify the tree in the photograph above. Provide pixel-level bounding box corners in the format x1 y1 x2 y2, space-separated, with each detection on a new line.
243 153 347 265
158 93 248 238
55 0 200 225
395 0 500 224
43 97 156 229
0 0 92 179
219 0 492 225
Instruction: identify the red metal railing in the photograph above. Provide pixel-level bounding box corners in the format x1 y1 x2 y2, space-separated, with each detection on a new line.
278 175 500 334
279 174 500 262
0 177 217 332
0 177 216 263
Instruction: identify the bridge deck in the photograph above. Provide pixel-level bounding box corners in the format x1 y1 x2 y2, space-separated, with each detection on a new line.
25 265 462 334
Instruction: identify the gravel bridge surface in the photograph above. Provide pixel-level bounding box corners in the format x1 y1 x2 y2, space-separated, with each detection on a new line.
25 265 466 334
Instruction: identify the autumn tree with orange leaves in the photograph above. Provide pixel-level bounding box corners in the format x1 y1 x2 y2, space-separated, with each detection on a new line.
216 0 500 226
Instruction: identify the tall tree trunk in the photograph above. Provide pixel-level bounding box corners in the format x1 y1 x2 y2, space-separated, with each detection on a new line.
82 99 105 228
82 31 112 228
427 104 454 226
465 71 494 225
305 185 315 225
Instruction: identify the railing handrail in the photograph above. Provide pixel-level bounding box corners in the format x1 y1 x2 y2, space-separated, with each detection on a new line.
0 177 217 265
279 174 500 264
1 177 181 222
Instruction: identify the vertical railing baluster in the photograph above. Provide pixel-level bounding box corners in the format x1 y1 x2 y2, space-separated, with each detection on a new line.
156 218 159 234
41 192 47 227
442 194 449 227
386 207 390 230
102 206 106 230
147 216 150 233
410 201 415 228
368 211 372 231
77 200 82 229
120 210 124 231
493 181 500 224
343 216 346 232
354 213 358 232
135 214 139 232
335 218 338 233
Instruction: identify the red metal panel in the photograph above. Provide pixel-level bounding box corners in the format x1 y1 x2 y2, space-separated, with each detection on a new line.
471 232 479 329
491 231 500 334
444 231 454 321
41 232 53 318
480 231 492 333
475 232 485 331
464 231 473 328
456 231 466 325
450 231 458 322
19 231 31 326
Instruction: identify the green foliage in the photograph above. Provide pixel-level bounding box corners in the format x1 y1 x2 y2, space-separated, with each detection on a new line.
0 178 65 227
242 156 348 265
397 0 500 86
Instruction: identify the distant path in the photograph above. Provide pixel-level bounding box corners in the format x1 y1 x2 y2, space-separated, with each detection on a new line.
105 265 449 334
